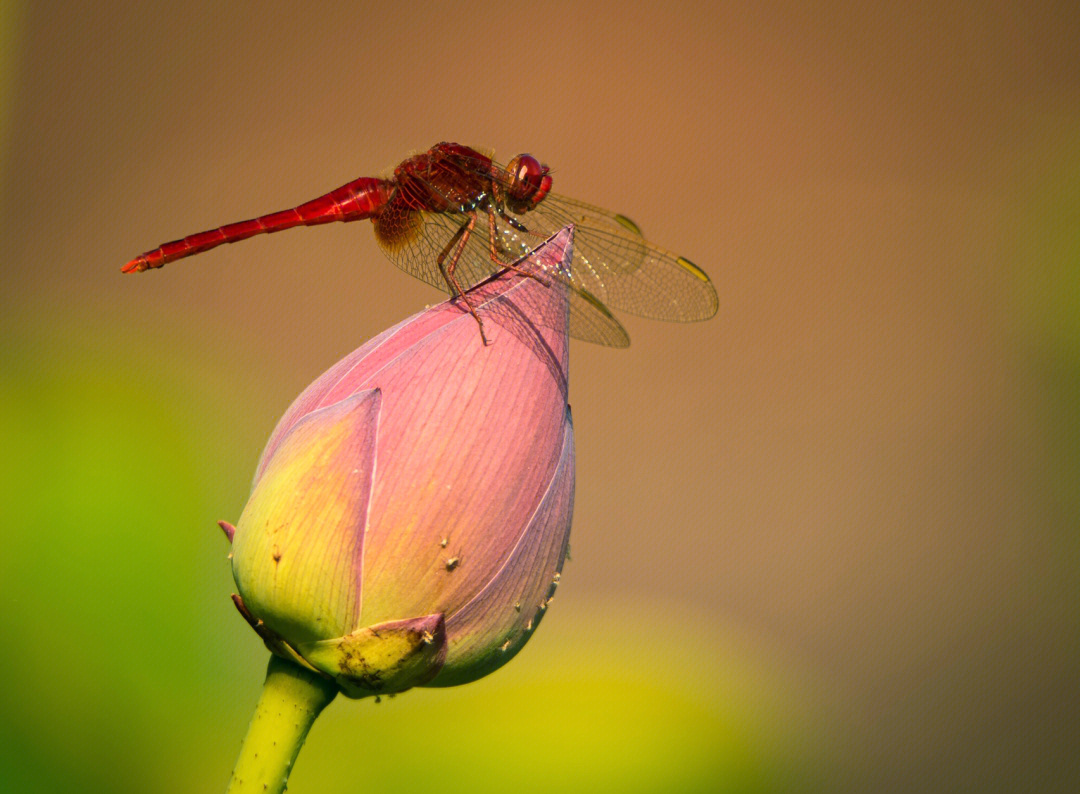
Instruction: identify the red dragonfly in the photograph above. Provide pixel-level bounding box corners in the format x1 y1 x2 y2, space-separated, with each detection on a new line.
123 142 717 346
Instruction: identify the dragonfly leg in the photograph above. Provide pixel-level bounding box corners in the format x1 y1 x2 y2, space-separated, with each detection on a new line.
484 180 516 257
497 206 529 232
436 219 469 269
497 206 554 246
488 177 555 283
437 213 490 346
484 203 550 288
489 179 546 238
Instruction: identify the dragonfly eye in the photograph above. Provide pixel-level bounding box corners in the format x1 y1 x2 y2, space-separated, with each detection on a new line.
507 154 552 206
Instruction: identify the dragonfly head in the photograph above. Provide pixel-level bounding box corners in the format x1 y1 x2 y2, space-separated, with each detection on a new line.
505 154 552 211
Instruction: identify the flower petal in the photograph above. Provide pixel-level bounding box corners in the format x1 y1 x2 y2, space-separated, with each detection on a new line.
430 410 575 686
254 227 575 483
232 389 381 644
232 228 578 687
356 231 575 627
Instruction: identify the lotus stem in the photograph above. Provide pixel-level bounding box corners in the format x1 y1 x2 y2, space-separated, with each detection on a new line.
226 655 338 793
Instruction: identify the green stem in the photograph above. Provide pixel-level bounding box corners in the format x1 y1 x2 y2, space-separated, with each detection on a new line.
226 654 339 794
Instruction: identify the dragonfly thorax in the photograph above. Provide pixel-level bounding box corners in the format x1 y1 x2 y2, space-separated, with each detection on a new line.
392 145 496 214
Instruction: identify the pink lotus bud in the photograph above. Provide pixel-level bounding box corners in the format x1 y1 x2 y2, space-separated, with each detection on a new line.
226 228 576 698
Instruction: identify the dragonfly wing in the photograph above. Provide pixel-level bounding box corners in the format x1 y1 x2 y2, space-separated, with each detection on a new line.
375 209 630 347
374 209 497 293
527 194 649 274
437 209 631 347
523 193 719 323
445 155 713 320
565 286 630 347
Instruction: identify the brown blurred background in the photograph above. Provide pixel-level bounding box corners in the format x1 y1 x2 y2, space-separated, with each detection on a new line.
2 2 1077 792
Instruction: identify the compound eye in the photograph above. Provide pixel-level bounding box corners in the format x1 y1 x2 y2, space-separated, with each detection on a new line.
516 155 543 191
508 154 550 203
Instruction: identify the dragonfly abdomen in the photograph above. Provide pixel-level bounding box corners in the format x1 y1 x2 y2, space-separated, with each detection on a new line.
122 176 393 272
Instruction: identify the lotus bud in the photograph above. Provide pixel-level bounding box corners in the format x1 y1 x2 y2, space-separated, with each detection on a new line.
225 227 577 698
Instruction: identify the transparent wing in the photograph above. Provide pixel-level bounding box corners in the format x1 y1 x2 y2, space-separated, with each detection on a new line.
376 209 630 347
502 192 718 323
524 193 651 272
436 150 718 322
373 148 714 345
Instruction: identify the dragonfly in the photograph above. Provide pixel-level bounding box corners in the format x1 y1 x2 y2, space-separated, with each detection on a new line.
123 141 718 347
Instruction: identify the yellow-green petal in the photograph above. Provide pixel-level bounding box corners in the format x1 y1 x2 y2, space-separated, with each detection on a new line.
231 390 381 645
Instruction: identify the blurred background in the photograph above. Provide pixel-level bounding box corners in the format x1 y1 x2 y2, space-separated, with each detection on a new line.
2 1 1077 791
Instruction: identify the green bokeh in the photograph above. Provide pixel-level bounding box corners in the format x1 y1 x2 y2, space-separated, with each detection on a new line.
1008 125 1080 556
7 7 1077 791
0 308 834 793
